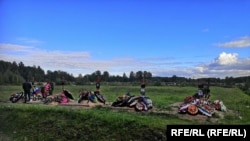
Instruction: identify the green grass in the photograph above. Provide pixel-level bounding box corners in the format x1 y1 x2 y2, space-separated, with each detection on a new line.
1 85 250 141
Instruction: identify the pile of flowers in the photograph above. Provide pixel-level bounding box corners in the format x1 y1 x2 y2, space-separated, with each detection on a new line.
178 95 227 117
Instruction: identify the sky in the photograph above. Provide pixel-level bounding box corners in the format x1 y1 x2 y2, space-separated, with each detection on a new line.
0 0 250 79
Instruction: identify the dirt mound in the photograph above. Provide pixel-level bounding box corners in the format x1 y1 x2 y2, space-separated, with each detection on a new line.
4 98 232 123
52 100 106 109
26 100 229 123
168 102 229 123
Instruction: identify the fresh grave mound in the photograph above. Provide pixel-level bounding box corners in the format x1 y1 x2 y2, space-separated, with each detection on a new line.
9 91 44 104
9 92 24 103
78 99 104 107
43 89 74 105
175 83 228 121
170 101 233 123
170 95 228 122
77 90 106 107
9 85 49 104
111 92 153 112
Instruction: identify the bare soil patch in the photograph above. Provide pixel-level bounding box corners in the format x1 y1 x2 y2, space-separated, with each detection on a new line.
166 102 233 123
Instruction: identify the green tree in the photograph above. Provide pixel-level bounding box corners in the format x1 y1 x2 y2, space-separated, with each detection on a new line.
103 71 109 82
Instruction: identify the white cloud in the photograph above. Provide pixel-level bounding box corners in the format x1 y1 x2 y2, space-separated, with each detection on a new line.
1 43 249 78
0 43 91 74
215 52 238 65
17 37 44 45
216 36 250 48
153 52 250 79
192 52 250 78
195 66 205 73
0 43 157 76
0 43 34 52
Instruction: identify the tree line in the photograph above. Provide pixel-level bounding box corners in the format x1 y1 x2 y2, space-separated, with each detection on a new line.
0 60 249 93
0 60 153 85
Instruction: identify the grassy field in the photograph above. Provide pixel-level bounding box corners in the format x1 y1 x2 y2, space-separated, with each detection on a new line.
0 85 250 141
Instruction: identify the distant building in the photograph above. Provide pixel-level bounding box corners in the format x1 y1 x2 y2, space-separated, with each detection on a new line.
166 82 176 86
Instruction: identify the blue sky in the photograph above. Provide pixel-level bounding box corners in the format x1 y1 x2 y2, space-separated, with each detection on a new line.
1 0 250 78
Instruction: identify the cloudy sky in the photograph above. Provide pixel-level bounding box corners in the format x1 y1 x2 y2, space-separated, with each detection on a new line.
1 0 250 78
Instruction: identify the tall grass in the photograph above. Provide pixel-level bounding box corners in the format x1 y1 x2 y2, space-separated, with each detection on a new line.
1 85 250 140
